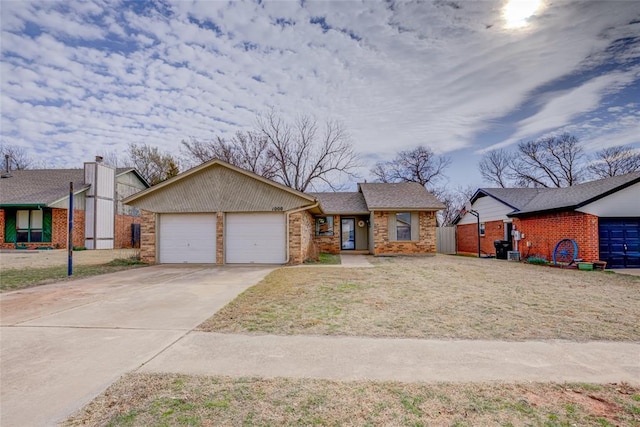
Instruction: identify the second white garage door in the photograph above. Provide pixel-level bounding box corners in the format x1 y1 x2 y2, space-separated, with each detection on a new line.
226 213 286 263
159 213 216 263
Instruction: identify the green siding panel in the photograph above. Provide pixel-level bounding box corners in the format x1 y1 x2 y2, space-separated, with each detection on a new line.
43 209 52 242
5 211 16 243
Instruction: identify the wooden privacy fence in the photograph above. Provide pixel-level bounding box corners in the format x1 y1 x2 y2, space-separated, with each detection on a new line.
436 226 456 254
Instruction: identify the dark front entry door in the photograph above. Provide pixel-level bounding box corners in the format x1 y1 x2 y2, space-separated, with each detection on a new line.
341 218 355 250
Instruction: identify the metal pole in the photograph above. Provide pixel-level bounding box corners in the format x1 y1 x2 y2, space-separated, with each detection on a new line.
68 182 73 276
476 213 481 258
467 209 480 258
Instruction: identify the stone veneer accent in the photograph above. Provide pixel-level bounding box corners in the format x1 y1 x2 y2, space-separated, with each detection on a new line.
288 210 317 264
216 212 224 264
372 211 437 255
313 215 340 254
140 209 156 264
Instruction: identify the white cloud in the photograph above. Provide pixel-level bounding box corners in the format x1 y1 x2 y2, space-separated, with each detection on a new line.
0 0 638 183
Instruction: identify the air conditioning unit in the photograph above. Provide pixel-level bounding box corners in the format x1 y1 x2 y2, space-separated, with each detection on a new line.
507 251 521 261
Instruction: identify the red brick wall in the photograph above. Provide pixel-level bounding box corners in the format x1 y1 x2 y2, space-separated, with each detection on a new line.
514 211 599 262
140 210 156 264
372 211 438 256
457 219 506 256
0 208 85 249
114 214 141 248
57 208 86 248
313 215 340 254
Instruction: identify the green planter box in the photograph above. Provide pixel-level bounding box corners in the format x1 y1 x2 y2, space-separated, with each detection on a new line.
578 262 594 271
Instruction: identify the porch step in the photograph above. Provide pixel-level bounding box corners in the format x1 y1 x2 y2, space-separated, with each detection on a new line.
340 250 370 255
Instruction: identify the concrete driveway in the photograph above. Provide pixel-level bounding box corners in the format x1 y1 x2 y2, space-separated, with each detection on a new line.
0 265 274 427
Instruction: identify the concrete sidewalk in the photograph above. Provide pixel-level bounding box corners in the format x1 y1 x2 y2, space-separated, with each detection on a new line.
139 333 640 385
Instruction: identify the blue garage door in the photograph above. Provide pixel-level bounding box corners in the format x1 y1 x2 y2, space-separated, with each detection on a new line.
599 218 640 268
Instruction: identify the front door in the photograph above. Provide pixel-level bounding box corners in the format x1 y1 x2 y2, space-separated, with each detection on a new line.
341 218 355 250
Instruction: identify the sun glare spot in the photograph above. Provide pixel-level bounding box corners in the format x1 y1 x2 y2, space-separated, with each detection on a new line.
503 0 543 29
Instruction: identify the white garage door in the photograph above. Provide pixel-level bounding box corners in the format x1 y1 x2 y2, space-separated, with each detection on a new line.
159 213 216 263
226 213 286 264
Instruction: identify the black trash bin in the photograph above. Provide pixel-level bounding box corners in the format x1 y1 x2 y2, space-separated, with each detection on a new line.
494 240 511 259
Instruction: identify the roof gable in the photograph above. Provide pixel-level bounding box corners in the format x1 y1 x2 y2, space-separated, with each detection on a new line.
359 182 445 210
509 172 640 216
124 159 316 213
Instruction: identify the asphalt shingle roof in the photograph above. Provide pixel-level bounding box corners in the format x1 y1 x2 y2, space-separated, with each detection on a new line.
309 192 369 214
477 172 640 216
359 182 446 210
0 169 88 206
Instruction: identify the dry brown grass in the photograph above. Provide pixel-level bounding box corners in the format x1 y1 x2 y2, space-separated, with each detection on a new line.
63 373 640 426
199 255 640 341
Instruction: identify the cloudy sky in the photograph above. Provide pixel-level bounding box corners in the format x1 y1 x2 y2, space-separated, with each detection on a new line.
1 0 639 189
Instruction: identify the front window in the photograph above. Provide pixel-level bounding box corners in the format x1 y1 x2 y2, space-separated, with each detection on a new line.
396 212 411 241
16 209 44 242
315 216 334 236
479 222 486 236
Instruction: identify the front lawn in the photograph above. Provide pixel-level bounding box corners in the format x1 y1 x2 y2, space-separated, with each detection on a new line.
63 373 640 426
199 256 640 341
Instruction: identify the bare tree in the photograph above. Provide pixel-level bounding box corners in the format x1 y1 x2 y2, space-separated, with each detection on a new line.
512 133 585 187
182 132 278 179
181 136 237 165
588 145 640 178
371 145 451 188
256 110 359 191
1 143 32 170
479 149 514 188
433 185 475 226
127 143 180 185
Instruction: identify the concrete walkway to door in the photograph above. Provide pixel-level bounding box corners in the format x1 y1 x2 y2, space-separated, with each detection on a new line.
0 265 275 427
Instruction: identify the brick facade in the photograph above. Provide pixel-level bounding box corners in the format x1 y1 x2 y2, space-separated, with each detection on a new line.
457 219 506 256
114 214 142 248
288 211 317 264
0 208 85 249
456 211 601 262
313 215 340 254
139 210 156 264
513 211 599 262
372 211 438 256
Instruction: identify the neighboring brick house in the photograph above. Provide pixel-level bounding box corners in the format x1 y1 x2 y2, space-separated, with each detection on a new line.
454 172 640 268
123 159 444 265
0 159 148 250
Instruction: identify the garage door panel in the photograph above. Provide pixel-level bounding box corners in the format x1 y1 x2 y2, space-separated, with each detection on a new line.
159 214 216 264
226 213 285 264
599 218 640 269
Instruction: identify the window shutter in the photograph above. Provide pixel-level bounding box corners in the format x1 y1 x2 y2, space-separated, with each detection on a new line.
4 211 16 243
411 212 420 241
43 210 53 242
388 213 397 241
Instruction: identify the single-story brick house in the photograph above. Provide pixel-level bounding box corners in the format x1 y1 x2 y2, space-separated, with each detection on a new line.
123 159 445 264
454 172 640 268
0 159 149 250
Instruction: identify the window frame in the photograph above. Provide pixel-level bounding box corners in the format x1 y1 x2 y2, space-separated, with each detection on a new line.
15 209 45 243
396 212 412 241
479 222 486 236
315 216 334 236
